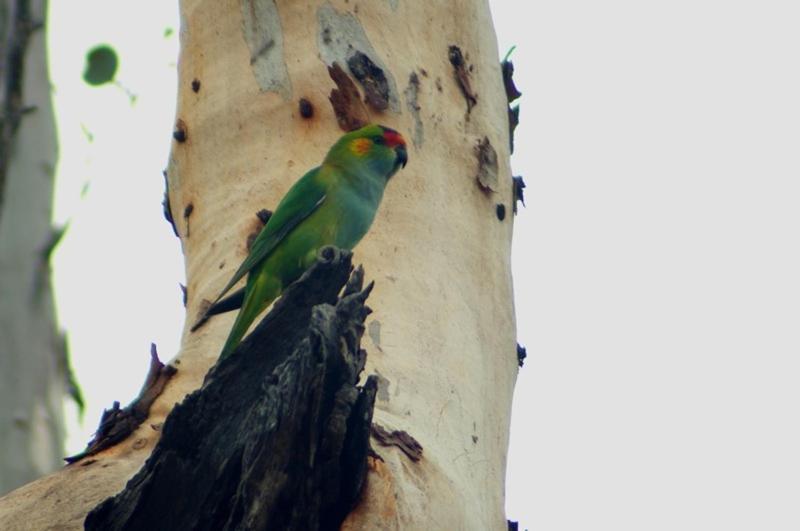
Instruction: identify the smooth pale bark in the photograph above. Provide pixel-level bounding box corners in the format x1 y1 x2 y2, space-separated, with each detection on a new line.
0 0 517 528
0 0 67 496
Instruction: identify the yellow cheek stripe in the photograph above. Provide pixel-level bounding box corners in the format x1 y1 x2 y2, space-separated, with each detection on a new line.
349 138 372 156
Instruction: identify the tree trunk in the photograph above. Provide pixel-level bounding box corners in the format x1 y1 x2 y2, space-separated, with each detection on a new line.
0 0 68 496
0 0 518 528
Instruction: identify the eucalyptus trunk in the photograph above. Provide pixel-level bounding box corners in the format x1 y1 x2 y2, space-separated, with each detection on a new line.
0 0 67 496
0 1 518 528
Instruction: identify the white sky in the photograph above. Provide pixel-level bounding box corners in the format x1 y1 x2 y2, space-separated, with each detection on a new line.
47 1 799 529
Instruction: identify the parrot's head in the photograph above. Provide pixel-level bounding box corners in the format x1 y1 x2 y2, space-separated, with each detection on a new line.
326 124 408 181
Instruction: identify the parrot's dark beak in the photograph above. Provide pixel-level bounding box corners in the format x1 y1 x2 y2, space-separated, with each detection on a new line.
396 145 408 169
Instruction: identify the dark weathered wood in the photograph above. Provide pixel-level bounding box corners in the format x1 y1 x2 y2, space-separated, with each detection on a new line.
371 423 423 462
85 247 378 531
64 344 177 464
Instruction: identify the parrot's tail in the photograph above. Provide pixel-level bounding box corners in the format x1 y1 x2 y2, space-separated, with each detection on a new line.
218 318 249 360
190 287 246 332
218 276 282 359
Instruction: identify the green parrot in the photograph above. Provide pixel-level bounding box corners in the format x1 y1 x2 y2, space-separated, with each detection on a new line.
200 124 407 359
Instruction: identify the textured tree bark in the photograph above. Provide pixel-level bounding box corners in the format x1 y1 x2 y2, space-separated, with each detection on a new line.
0 0 517 528
0 0 69 495
85 248 379 531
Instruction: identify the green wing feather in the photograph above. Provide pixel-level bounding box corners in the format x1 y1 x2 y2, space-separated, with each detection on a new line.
209 167 327 306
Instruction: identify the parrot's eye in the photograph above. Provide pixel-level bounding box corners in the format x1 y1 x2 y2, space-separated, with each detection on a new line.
372 135 386 145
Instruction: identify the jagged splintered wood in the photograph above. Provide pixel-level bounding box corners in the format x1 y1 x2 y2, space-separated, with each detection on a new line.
64 344 176 464
85 247 378 531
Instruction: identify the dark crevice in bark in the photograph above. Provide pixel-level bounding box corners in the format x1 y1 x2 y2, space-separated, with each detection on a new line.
347 51 390 112
85 247 378 531
0 0 39 222
182 202 194 236
299 97 314 118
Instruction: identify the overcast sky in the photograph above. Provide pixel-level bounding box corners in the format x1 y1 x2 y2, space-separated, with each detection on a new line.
48 1 799 529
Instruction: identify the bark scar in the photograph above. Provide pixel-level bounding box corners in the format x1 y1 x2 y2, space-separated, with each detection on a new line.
240 0 291 99
183 202 194 237
317 3 400 112
448 45 477 114
403 72 424 147
474 137 499 193
347 51 390 112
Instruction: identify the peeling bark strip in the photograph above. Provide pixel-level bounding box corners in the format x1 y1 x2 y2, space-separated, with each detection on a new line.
347 51 389 112
240 0 291 99
512 175 526 214
328 63 367 132
56 332 85 414
448 45 477 114
182 202 194 237
501 58 522 153
516 343 527 367
403 72 424 147
85 248 379 531
474 137 499 193
507 105 520 153
161 170 179 237
65 345 177 464
33 224 67 301
0 0 40 221
501 59 522 103
371 423 423 462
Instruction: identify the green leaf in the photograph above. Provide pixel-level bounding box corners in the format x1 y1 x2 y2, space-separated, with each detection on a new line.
83 45 118 86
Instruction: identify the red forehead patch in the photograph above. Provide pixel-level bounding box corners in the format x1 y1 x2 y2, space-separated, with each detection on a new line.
382 129 406 148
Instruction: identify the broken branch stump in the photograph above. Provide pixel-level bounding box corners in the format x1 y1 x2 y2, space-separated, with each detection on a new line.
85 247 378 531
